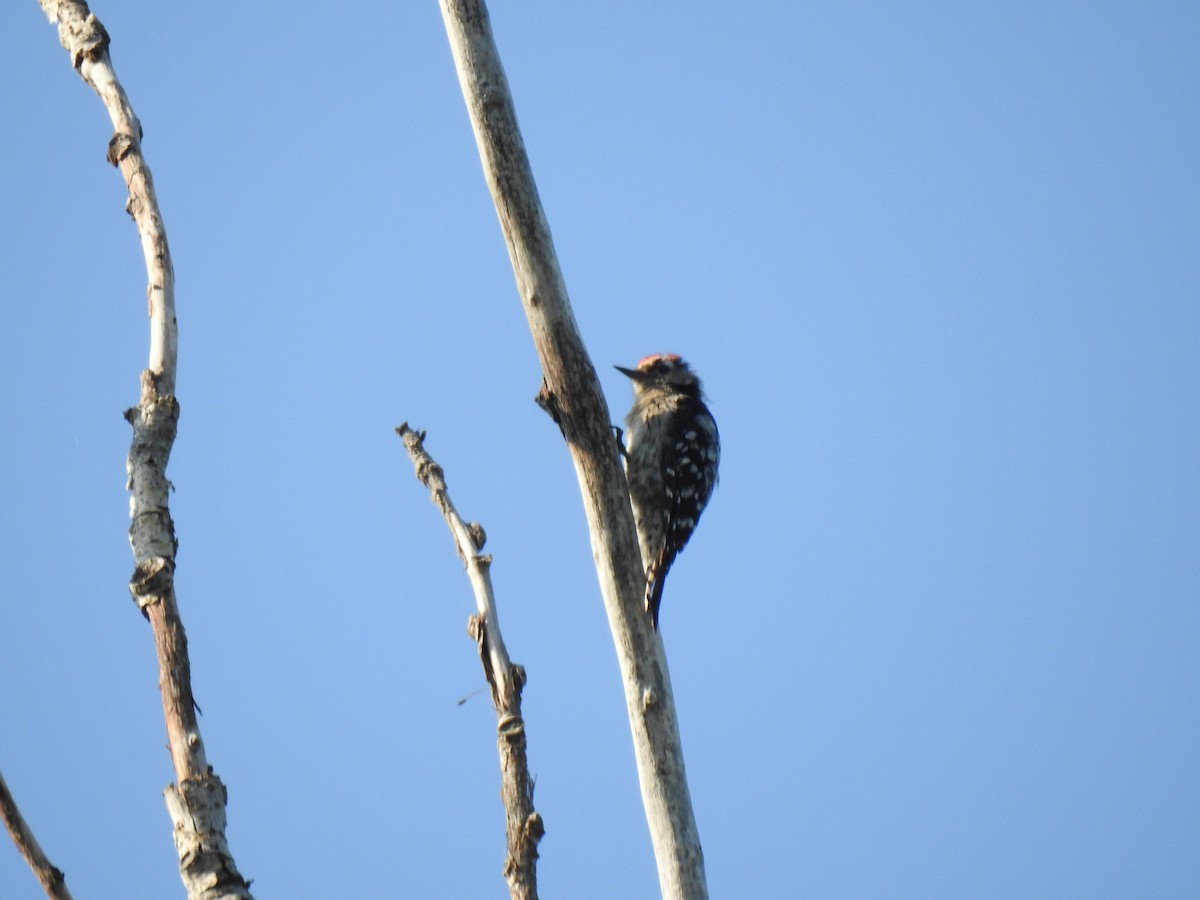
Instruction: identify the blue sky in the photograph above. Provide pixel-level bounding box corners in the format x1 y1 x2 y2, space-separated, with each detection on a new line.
2 2 1198 897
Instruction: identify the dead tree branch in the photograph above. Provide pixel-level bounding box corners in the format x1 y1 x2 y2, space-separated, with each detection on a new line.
36 2 251 897
437 2 708 896
0 768 72 899
397 423 543 900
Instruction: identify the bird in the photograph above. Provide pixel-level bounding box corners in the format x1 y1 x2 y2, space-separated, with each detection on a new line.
615 353 719 628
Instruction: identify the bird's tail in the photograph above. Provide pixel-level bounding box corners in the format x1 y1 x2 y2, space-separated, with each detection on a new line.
646 572 667 630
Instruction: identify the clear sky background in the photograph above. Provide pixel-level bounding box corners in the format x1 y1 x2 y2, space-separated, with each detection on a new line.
2 2 1198 898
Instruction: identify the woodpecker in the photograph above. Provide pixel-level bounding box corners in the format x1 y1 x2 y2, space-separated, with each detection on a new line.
615 354 720 629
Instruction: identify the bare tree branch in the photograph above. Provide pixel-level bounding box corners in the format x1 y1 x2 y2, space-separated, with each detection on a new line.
397 423 543 900
436 2 708 896
36 3 251 897
37 0 176 394
0 769 72 900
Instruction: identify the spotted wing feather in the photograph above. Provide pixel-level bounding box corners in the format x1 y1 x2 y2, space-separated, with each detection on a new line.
644 397 720 627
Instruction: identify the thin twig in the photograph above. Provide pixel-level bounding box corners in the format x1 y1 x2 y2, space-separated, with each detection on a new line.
397 423 543 900
0 769 72 899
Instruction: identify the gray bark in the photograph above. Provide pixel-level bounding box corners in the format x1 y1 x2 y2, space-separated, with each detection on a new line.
437 2 708 896
398 424 544 900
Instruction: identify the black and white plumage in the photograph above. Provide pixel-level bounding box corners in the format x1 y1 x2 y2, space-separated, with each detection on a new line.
615 354 720 629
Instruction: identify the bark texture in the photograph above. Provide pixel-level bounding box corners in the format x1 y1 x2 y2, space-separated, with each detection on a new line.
437 3 708 896
399 424 543 900
37 3 251 897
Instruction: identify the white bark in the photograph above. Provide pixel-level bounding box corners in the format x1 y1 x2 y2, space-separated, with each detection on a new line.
437 2 708 896
38 0 176 394
37 3 250 897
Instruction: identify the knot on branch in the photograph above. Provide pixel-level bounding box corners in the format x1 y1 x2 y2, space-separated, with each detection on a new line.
503 812 546 881
415 453 443 486
129 557 174 610
124 371 180 428
107 131 136 166
57 11 110 70
467 521 487 550
396 423 448 492
524 811 546 844
497 713 525 739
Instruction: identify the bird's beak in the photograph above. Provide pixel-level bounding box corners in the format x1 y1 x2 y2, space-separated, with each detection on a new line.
614 364 641 380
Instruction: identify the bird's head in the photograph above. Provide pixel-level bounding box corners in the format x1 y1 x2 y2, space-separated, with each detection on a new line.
615 353 702 398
